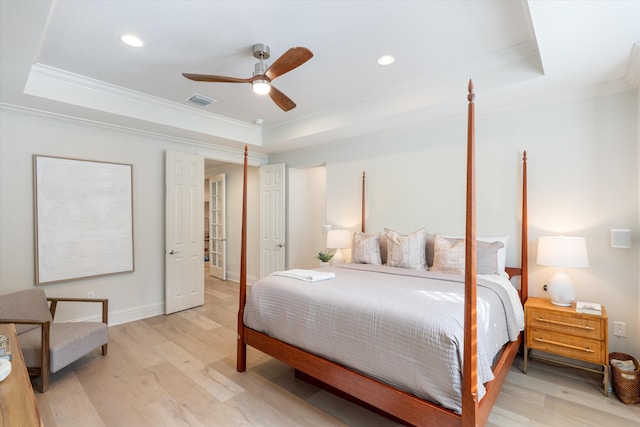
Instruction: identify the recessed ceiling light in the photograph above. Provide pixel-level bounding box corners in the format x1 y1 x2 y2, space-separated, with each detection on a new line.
377 55 395 66
120 34 144 47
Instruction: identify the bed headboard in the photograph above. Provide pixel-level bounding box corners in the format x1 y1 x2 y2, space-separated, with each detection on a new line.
358 147 529 304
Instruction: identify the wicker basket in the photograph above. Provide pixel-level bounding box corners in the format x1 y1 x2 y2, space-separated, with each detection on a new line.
609 352 640 404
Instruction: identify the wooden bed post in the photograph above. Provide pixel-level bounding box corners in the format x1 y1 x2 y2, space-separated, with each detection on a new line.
237 145 248 372
462 79 479 427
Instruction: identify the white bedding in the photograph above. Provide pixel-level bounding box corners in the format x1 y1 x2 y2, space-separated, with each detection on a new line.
244 263 523 413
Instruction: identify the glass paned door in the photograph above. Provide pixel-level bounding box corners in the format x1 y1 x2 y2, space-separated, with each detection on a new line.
209 173 226 280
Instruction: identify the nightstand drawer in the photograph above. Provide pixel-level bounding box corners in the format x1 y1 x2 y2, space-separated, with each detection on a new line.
527 328 605 364
527 308 603 339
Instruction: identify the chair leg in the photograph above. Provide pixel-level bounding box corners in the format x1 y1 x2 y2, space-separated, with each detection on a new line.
102 343 108 356
41 321 50 393
40 369 49 393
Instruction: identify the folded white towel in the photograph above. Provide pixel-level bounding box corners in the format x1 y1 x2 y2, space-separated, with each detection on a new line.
271 269 336 282
611 359 637 372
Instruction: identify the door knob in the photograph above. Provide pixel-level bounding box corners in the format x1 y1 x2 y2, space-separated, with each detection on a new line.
168 249 180 255
276 243 284 248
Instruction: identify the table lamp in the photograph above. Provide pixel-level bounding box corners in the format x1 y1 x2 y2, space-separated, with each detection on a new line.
536 236 589 306
326 229 352 264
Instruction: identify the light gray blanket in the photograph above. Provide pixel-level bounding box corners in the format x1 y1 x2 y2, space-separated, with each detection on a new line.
244 263 522 413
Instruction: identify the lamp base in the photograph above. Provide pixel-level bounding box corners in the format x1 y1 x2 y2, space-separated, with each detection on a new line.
331 249 345 264
547 270 576 306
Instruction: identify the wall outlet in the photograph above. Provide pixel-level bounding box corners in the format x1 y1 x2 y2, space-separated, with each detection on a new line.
87 291 96 298
613 321 626 337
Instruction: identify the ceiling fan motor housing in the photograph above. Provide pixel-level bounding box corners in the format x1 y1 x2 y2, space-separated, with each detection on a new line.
254 61 267 77
253 44 270 78
253 43 270 60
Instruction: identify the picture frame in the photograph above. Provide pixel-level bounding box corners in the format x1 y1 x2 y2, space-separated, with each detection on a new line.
33 155 134 284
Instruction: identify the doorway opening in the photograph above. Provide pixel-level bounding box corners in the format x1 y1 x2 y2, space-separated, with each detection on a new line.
204 158 259 284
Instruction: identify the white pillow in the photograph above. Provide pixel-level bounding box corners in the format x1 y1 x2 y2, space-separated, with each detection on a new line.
352 232 382 265
384 228 427 270
431 235 504 275
430 235 465 274
444 235 509 277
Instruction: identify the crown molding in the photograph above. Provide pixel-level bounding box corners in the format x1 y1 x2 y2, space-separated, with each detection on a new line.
0 102 268 166
25 64 262 146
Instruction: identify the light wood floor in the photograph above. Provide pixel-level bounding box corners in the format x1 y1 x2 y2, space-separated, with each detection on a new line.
34 276 640 426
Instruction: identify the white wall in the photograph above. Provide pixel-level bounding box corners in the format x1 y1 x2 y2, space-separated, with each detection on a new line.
0 108 259 324
288 166 327 269
271 90 640 357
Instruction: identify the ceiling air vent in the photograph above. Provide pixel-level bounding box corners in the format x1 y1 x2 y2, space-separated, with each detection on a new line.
187 94 216 107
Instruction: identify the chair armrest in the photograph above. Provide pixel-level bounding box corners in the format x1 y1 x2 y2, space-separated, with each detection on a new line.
0 319 50 359
47 298 109 324
0 320 51 390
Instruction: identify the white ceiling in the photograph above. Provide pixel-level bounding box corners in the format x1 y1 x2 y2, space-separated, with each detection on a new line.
1 1 638 156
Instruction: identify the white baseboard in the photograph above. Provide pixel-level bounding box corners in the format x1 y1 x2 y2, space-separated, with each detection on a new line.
225 272 258 285
108 302 165 326
61 302 164 326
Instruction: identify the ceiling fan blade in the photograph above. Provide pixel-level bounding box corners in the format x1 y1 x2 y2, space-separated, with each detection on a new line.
269 85 296 111
265 47 313 81
182 73 251 83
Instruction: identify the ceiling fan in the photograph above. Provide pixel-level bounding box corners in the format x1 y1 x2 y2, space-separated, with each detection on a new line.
182 43 313 112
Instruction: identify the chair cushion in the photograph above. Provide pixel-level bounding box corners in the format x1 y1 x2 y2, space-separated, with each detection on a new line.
18 322 108 372
0 289 52 334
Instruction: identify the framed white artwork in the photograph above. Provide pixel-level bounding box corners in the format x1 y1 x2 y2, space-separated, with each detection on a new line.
33 155 134 284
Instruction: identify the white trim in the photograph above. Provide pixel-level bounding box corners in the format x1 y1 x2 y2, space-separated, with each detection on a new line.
0 102 268 167
25 63 262 146
56 302 164 327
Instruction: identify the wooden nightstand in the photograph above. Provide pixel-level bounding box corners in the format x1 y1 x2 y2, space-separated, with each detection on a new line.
524 297 609 396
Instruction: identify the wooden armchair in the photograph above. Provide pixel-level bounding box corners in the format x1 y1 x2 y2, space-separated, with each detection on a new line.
0 288 108 392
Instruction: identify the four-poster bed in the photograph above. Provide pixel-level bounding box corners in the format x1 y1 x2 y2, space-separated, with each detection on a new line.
236 81 529 427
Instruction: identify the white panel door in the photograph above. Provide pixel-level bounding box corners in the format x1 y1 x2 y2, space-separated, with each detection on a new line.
259 163 286 278
208 173 226 280
165 150 204 314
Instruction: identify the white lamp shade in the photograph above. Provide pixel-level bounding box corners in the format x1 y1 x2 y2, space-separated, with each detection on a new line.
537 236 588 306
536 236 589 268
327 229 352 264
326 230 352 249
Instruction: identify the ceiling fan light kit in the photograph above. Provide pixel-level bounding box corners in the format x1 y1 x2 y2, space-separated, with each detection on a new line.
182 43 313 111
252 80 271 95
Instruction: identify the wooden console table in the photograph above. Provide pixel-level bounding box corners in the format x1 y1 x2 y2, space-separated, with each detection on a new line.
0 323 42 426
